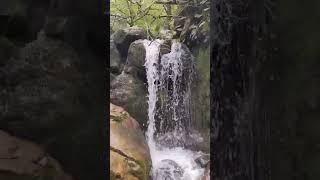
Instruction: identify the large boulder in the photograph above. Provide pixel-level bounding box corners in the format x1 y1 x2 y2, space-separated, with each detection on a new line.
111 27 147 59
110 73 148 129
123 40 147 80
0 130 72 180
0 36 104 180
110 103 151 180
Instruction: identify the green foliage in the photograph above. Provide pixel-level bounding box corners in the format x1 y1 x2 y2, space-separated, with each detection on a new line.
110 0 177 36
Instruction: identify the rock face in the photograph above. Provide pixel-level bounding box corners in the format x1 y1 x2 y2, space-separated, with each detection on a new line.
110 73 148 129
110 39 123 74
0 36 105 180
0 0 105 180
0 130 72 180
112 27 147 59
123 40 147 80
110 103 151 180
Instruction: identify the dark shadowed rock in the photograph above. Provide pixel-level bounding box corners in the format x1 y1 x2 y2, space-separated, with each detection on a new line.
110 39 122 74
0 0 49 43
110 73 148 129
0 37 18 66
111 27 147 59
43 16 88 50
0 130 72 180
0 36 104 180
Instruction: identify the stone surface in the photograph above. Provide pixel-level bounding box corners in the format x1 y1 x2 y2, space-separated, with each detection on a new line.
110 39 122 74
110 73 148 129
110 103 151 180
111 27 147 59
154 159 184 180
0 36 105 180
123 40 147 80
0 130 72 180
195 154 210 168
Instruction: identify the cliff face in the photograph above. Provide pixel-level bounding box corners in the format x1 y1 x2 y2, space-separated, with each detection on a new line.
0 1 106 180
211 0 320 179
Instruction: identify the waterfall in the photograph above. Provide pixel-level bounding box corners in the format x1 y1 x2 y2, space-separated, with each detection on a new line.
144 39 206 180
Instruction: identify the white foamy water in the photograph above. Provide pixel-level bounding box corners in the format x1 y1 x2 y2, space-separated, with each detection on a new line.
144 39 207 180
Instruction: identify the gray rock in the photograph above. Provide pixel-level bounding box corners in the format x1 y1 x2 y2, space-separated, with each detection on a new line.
110 39 122 74
195 154 210 168
123 40 147 80
154 159 184 180
110 73 148 129
111 27 147 58
160 39 172 56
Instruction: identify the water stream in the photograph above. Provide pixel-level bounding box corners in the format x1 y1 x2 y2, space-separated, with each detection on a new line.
144 40 207 180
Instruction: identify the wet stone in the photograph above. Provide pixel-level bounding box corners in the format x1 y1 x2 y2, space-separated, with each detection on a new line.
154 159 184 180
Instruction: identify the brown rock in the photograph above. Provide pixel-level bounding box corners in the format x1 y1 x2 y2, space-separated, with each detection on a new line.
110 103 151 180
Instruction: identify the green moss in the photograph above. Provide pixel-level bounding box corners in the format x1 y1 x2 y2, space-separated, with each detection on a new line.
110 113 129 122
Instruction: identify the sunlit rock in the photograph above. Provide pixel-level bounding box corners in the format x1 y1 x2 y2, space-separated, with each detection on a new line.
110 103 151 180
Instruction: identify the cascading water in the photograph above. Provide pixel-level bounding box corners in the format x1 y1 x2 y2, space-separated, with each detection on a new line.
144 39 207 180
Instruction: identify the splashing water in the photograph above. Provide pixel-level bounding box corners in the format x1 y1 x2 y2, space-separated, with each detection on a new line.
144 40 207 180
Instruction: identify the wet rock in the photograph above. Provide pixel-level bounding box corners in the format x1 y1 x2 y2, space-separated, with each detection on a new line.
160 39 172 56
195 154 210 168
0 130 72 180
110 103 151 180
110 39 122 74
123 40 146 80
154 159 184 180
201 163 210 180
110 73 148 129
111 27 147 58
